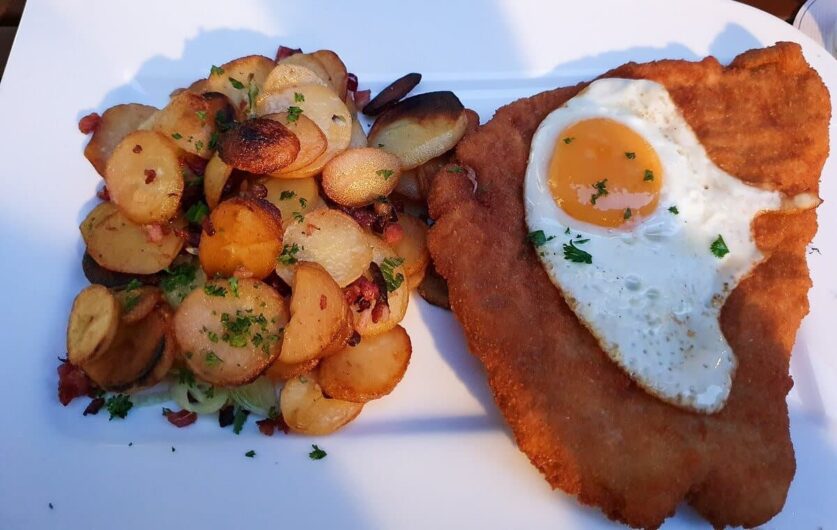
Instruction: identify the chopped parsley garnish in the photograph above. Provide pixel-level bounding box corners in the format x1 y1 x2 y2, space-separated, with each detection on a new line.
376 169 394 180
527 230 554 247
228 77 245 90
590 179 608 205
195 110 207 123
245 450 256 458
380 257 405 292
204 284 227 297
309 444 327 460
710 235 729 258
643 169 654 182
229 276 240 297
564 227 571 235
161 263 197 293
299 197 308 208
279 190 296 200
208 131 220 150
247 78 259 116
287 106 303 122
219 310 274 352
446 165 465 173
105 394 133 420
625 152 636 159
126 279 142 291
563 137 575 144
123 293 141 312
292 211 305 223
668 205 679 215
232 408 250 435
204 351 223 366
294 92 305 103
207 330 219 343
186 201 209 224
210 65 224 77
171 132 183 140
194 140 204 152
278 243 301 265
624 208 632 220
176 367 196 386
563 239 593 264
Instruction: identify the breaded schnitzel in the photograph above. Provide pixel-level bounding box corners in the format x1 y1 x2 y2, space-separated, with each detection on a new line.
427 43 829 528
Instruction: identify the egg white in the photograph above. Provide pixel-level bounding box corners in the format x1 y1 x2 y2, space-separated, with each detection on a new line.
524 78 784 413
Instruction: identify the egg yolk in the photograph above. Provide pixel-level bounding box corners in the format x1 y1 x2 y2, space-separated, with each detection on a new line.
548 118 662 228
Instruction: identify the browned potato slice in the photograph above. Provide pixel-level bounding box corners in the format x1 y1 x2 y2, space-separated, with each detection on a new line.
394 170 422 201
105 130 184 224
81 202 186 274
217 117 300 174
408 264 427 290
349 118 368 149
83 305 172 392
199 55 275 117
310 50 349 101
280 208 372 287
321 148 402 207
392 214 430 277
277 53 331 85
81 253 159 288
417 263 450 310
257 85 352 178
265 357 318 382
84 103 158 177
131 328 178 391
280 262 353 364
203 152 233 209
353 235 409 337
262 62 328 94
368 91 468 170
150 91 233 158
198 197 284 280
67 285 120 368
264 113 326 176
260 176 319 222
319 325 412 402
173 278 288 386
280 373 363 435
115 286 163 324
362 73 421 116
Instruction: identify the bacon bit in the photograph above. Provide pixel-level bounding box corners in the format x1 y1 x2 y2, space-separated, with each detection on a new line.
144 169 157 184
164 408 198 428
96 186 111 202
275 45 302 62
344 276 380 309
243 182 267 199
371 301 390 323
353 89 371 110
78 112 101 134
346 73 358 92
320 294 328 310
175 227 201 247
347 331 361 347
232 266 254 279
202 217 216 236
143 224 165 243
218 404 235 427
132 144 143 154
369 262 389 306
264 272 292 297
256 418 275 436
183 155 208 177
345 207 376 229
383 222 404 245
57 362 93 406
83 397 105 416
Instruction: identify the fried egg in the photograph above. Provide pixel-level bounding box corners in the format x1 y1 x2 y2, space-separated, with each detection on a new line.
524 78 815 413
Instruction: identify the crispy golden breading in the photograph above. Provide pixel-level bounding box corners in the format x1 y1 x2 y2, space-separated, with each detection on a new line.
427 43 829 529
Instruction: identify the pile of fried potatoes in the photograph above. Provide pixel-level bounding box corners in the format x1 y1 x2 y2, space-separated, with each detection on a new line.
68 47 476 435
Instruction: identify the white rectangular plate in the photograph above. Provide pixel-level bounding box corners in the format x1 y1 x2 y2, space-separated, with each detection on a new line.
0 1 835 528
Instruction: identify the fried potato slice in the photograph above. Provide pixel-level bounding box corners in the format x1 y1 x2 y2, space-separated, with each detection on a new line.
198 55 275 117
257 84 352 178
217 117 300 174
394 170 422 201
362 72 421 116
319 325 411 403
105 130 184 224
322 147 402 207
150 91 233 158
260 176 319 222
280 372 363 435
279 262 353 364
198 197 284 280
262 62 328 94
352 235 409 337
391 214 430 277
66 285 121 368
368 91 468 170
277 52 331 86
265 357 319 382
173 278 288 386
280 208 372 287
310 50 349 101
81 202 186 274
264 113 327 176
130 327 178 391
83 305 172 392
408 264 427 291
203 152 233 209
114 285 163 324
84 103 157 177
